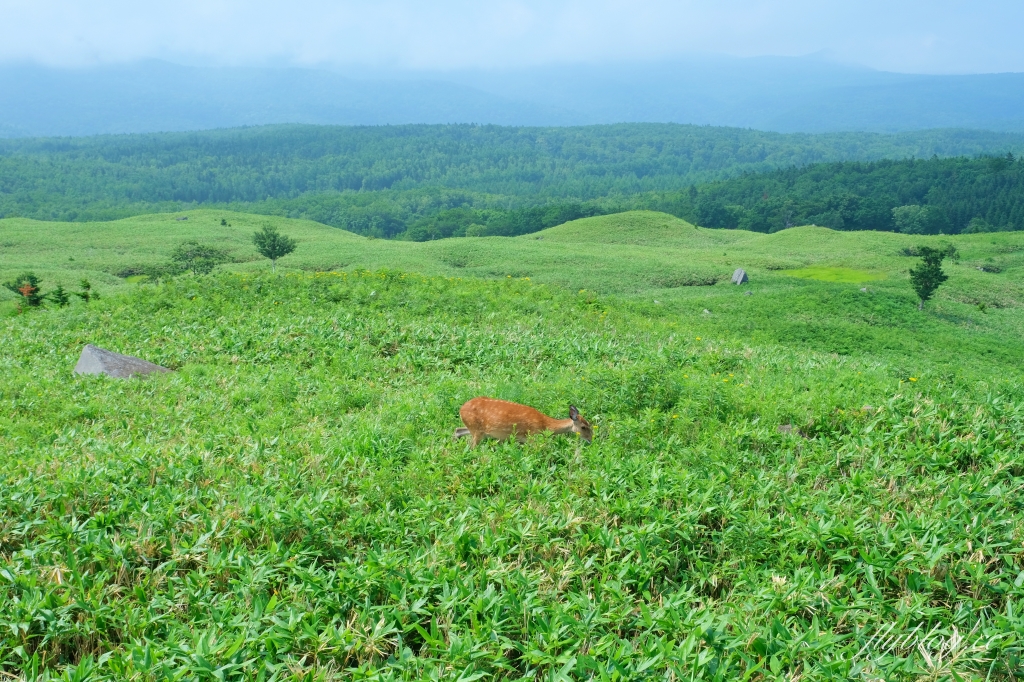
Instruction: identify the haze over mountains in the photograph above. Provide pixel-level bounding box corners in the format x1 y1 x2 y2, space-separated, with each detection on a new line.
2 55 1024 138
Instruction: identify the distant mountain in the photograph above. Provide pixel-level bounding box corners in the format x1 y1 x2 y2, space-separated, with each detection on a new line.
0 61 575 137
438 57 1024 133
1 57 1024 136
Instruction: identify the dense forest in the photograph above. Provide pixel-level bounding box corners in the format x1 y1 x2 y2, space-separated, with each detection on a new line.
1 123 1022 237
162 154 1024 238
650 154 1024 234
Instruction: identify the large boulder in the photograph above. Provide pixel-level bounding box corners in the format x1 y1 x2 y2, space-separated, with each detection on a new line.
74 344 171 379
731 268 749 285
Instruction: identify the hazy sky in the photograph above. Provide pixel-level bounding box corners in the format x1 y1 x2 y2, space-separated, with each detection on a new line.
2 0 1022 74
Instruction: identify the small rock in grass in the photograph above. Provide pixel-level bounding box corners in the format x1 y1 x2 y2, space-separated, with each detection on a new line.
860 287 868 292
744 290 753 296
777 424 805 437
703 309 711 315
731 268 748 285
74 344 171 379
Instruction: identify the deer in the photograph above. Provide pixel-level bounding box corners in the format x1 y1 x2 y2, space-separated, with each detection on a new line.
453 397 593 448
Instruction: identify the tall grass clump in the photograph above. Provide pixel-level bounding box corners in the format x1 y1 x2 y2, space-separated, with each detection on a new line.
1 270 1022 680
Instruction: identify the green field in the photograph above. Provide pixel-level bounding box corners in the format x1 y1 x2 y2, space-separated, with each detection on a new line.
2 210 1024 679
780 267 887 284
4 209 1024 368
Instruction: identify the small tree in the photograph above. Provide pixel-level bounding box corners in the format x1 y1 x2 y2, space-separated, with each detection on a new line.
49 284 70 307
909 245 956 310
4 272 45 307
170 240 230 276
252 225 297 272
74 279 99 303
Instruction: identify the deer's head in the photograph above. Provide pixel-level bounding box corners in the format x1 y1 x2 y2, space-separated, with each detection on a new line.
569 405 593 443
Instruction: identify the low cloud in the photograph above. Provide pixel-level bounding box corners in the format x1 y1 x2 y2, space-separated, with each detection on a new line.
0 0 1021 74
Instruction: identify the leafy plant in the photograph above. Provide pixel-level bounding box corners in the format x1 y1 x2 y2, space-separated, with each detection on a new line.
252 225 297 272
170 240 230 275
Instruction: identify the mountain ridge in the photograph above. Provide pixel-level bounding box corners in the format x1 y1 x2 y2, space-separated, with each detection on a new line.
3 57 1024 137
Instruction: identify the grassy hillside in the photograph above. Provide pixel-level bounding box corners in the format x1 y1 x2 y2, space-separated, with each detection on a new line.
2 208 1024 678
4 209 1023 371
2 264 1023 679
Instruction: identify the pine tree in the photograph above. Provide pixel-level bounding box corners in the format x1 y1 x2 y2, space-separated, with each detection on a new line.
3 272 45 307
49 284 70 307
74 279 99 303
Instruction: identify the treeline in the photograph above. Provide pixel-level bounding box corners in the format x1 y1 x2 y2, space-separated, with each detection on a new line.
651 154 1024 233
403 203 608 240
3 123 1024 230
218 189 618 239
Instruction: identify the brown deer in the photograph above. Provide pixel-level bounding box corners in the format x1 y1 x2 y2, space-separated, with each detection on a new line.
453 397 593 448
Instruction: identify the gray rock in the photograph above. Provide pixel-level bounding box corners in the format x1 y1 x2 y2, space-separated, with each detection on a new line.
731 268 749 285
74 344 171 379
744 290 753 296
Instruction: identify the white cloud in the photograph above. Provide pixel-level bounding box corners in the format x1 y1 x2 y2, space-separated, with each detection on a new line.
0 0 1021 73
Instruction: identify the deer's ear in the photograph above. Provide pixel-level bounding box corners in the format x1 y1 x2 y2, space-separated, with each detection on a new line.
569 405 580 421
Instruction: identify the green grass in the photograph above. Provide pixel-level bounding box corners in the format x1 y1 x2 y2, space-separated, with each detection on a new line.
3 209 1021 297
4 209 1024 371
781 267 887 284
2 211 1024 679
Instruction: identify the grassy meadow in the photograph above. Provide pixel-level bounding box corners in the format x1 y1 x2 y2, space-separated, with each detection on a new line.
1 210 1024 679
3 209 1024 370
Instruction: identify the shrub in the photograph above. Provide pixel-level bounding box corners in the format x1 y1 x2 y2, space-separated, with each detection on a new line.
170 240 231 276
3 272 45 306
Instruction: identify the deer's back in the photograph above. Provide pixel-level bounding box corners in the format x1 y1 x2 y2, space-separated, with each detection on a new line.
460 397 551 439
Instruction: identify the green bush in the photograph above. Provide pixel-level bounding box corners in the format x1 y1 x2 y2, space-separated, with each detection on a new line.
2 271 45 307
170 240 231 275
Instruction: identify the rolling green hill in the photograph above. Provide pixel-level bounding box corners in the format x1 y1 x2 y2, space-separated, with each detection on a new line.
4 210 1024 373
